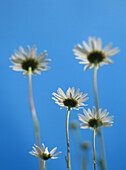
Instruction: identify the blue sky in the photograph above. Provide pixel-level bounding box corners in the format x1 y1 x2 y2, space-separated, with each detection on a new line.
1 0 126 169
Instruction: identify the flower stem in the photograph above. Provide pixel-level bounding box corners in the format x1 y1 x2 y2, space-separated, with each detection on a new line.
94 64 99 112
93 128 96 170
93 64 106 170
28 67 42 170
66 107 71 170
42 160 46 170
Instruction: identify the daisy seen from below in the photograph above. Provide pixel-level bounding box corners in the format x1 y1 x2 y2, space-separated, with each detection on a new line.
10 45 51 170
29 143 61 169
52 87 89 170
73 37 119 70
52 87 89 110
78 107 113 130
78 107 113 170
10 45 51 76
73 37 118 169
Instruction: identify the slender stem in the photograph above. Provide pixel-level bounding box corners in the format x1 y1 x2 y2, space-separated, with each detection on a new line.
93 129 96 170
82 156 88 170
66 107 71 170
93 64 106 170
94 64 99 112
42 160 46 170
82 147 89 170
28 67 42 170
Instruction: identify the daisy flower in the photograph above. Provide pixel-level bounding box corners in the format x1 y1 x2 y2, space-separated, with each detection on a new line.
52 87 89 110
73 37 119 70
29 143 61 161
78 107 113 130
52 88 88 169
10 46 51 76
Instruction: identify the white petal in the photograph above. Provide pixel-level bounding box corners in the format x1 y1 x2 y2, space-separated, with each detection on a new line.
102 122 113 127
101 111 109 119
73 89 80 98
57 88 66 98
78 97 89 103
42 144 45 152
50 147 57 155
23 71 28 77
83 109 91 119
52 97 63 103
66 88 71 98
51 151 61 157
80 123 89 129
78 114 88 122
79 61 89 64
82 41 91 52
34 144 42 155
31 46 37 58
26 46 30 58
52 92 64 100
51 157 58 159
10 57 23 64
38 66 50 71
73 45 88 54
92 107 96 116
60 106 66 109
96 38 102 50
89 37 95 51
71 87 75 96
29 151 37 156
32 146 37 153
19 46 27 58
75 92 83 100
14 50 26 59
103 43 113 52
103 58 113 64
84 63 93 71
45 147 49 154
102 116 114 122
37 51 47 61
39 60 51 65
105 47 119 57
34 70 41 75
11 65 23 71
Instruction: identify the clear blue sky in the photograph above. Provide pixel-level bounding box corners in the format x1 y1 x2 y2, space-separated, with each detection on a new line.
1 0 125 169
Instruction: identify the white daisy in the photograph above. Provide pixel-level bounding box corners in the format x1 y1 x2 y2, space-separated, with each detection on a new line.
52 87 89 110
10 46 51 76
78 107 113 129
73 37 119 70
29 143 61 161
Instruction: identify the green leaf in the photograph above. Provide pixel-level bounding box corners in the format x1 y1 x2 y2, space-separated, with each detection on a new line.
65 156 69 168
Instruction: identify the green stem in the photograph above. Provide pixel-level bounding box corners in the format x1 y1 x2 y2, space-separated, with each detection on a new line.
42 160 46 170
28 67 42 170
93 64 106 170
93 129 96 170
66 107 71 170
